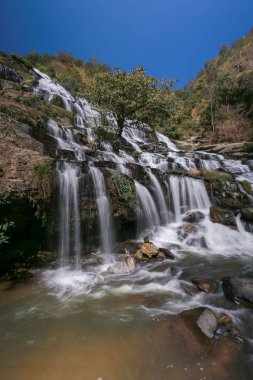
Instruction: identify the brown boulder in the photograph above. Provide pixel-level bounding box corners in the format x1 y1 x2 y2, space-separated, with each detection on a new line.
192 277 216 293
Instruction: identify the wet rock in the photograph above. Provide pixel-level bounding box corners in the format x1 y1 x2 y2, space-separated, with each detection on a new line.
177 223 198 240
157 247 175 260
186 236 208 248
108 256 136 275
36 251 57 266
133 237 160 261
182 210 205 223
180 307 218 339
210 207 237 227
192 277 216 293
241 208 253 223
181 283 200 296
222 277 253 308
216 313 233 326
10 268 34 282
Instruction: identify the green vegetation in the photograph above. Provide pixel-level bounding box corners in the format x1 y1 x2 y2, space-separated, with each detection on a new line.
242 180 253 195
0 193 15 247
164 29 253 142
108 172 137 218
81 67 176 144
199 169 233 183
32 162 54 202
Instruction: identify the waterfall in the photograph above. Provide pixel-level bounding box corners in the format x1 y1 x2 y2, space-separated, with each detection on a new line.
57 162 81 268
134 180 160 234
47 119 83 268
156 132 179 152
166 175 211 222
89 166 114 257
147 171 169 225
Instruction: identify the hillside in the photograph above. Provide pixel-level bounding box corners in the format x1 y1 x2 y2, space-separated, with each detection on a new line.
164 29 253 143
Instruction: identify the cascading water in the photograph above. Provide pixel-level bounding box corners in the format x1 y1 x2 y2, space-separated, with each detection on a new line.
134 180 160 234
33 67 253 263
89 166 114 258
147 170 169 224
166 175 211 222
57 162 81 268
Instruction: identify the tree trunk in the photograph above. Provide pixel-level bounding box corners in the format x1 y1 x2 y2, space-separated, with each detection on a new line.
113 116 124 151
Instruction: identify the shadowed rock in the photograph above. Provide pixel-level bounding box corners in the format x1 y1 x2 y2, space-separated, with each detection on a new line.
222 277 253 308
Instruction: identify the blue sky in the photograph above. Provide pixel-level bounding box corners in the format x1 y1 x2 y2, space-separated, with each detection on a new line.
1 0 253 87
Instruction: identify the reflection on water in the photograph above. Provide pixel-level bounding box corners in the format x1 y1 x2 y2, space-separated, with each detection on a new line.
1 249 253 380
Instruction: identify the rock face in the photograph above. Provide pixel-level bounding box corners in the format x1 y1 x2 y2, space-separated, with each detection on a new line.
0 64 22 83
209 206 237 227
180 307 218 339
222 277 253 308
108 256 136 274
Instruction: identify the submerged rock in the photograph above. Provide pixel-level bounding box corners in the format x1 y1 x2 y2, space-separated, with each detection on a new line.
108 256 136 275
192 277 216 293
177 223 198 240
222 277 253 308
186 236 208 248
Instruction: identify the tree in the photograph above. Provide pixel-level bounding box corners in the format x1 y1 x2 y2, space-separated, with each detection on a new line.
83 67 175 143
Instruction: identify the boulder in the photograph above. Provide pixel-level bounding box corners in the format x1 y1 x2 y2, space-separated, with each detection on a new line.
241 208 253 223
181 283 200 296
183 210 205 223
133 237 160 261
192 277 216 293
180 307 218 339
209 207 237 227
222 277 253 308
108 256 136 275
157 247 175 260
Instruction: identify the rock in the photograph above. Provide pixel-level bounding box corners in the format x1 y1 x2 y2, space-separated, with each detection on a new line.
0 64 22 82
177 223 198 240
36 251 57 266
108 256 136 275
180 307 218 339
245 160 253 170
241 208 253 223
209 207 237 227
216 313 233 326
182 210 205 223
186 236 208 248
133 238 160 261
192 277 216 293
181 283 200 296
11 268 34 282
157 247 175 260
222 277 253 308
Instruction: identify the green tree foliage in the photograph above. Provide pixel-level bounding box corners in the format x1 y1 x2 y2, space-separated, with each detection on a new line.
83 67 176 142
